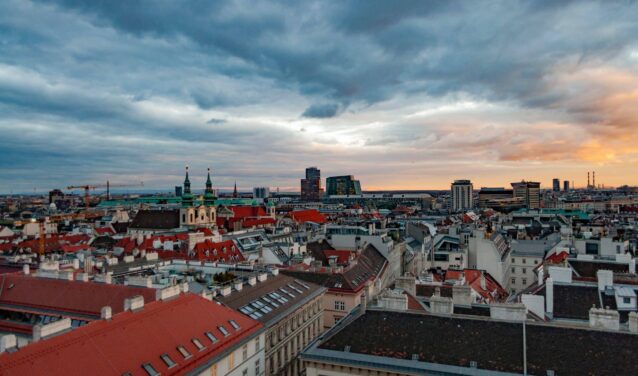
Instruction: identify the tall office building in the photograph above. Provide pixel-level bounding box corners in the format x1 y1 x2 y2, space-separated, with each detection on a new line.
478 187 513 208
563 180 570 191
511 181 541 209
301 167 322 201
552 178 560 192
252 187 270 199
451 180 474 212
326 175 362 196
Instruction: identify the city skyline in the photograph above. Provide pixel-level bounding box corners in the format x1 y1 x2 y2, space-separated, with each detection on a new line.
1 1 637 192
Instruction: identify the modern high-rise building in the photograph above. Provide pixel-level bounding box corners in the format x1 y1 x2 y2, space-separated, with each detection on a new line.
552 178 560 192
511 180 541 209
252 186 270 199
326 175 362 196
301 167 322 201
478 187 513 208
451 179 473 212
563 180 570 191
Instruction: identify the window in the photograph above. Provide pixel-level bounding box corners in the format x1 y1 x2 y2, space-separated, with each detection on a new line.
242 344 248 361
624 297 631 304
229 320 241 330
254 337 261 352
334 300 346 311
242 369 248 376
177 345 192 359
141 363 160 376
255 359 260 375
205 331 218 343
511 278 516 284
511 258 515 263
218 325 230 337
522 268 527 274
511 267 516 273
522 258 526 264
522 278 527 285
160 354 176 368
192 338 206 351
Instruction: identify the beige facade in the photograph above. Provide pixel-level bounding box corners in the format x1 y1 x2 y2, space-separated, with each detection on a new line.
265 295 324 376
322 290 363 329
195 333 265 376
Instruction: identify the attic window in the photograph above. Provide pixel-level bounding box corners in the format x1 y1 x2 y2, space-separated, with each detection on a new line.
177 345 192 359
160 354 176 368
141 363 160 376
192 338 206 351
229 320 241 330
205 331 218 343
218 325 230 336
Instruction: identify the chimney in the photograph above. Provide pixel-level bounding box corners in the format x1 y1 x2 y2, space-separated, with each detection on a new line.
257 272 268 282
490 303 527 322
430 295 454 315
0 335 17 353
181 281 189 293
72 259 80 269
597 270 613 291
589 307 619 331
452 285 473 307
156 285 181 301
101 306 112 320
219 285 232 297
33 318 71 342
545 277 554 315
22 264 29 275
271 268 279 276
234 281 243 291
247 276 257 286
123 295 145 312
629 312 638 333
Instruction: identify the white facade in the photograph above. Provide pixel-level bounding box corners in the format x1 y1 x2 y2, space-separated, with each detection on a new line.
451 180 473 212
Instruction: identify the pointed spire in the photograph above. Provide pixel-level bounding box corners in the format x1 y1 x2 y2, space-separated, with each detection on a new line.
233 181 238 198
206 167 212 191
183 165 191 194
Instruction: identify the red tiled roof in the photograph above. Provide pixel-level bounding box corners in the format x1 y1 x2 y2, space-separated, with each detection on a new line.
230 206 268 218
242 218 276 228
95 227 115 236
290 209 327 224
0 293 262 376
193 240 244 263
0 274 157 318
60 244 94 254
323 250 355 264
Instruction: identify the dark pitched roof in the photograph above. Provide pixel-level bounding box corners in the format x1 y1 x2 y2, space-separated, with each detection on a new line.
569 260 629 279
552 284 601 320
217 274 324 326
130 210 180 230
317 310 638 376
282 244 387 293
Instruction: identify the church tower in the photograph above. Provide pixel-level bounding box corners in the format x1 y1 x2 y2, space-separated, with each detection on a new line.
204 168 216 206
181 166 194 207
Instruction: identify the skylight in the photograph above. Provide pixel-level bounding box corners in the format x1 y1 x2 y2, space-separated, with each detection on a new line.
192 338 206 351
141 363 160 376
205 331 218 343
218 325 230 336
177 345 192 359
229 320 240 330
160 354 176 368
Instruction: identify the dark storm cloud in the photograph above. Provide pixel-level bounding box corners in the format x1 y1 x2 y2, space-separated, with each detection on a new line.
1 0 637 191
302 103 340 118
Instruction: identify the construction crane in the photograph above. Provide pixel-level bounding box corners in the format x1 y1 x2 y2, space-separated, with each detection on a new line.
66 181 144 211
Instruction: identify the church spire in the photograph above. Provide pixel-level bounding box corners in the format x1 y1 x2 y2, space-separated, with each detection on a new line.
205 167 213 192
183 165 191 194
233 181 238 198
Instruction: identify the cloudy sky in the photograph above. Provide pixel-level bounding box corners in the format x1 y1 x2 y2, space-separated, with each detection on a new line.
1 0 637 193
